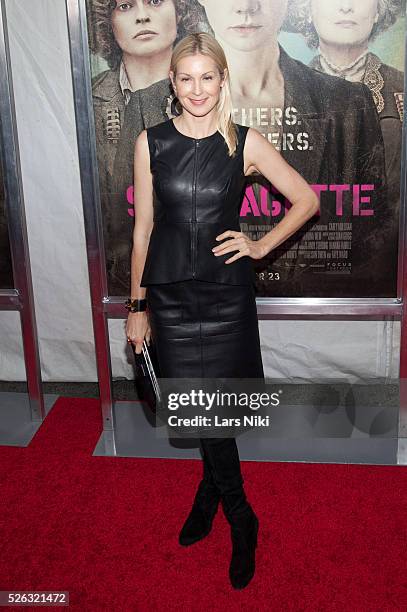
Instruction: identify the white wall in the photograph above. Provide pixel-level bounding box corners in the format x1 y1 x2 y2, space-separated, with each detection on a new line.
0 0 400 383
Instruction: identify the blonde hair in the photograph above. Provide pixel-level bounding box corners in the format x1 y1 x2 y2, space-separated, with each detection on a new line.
170 32 238 157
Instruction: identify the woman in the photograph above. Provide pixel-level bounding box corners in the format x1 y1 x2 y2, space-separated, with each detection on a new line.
197 0 395 298
288 0 405 245
87 0 208 295
126 32 318 589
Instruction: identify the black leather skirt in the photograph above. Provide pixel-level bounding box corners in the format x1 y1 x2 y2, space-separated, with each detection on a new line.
146 279 264 379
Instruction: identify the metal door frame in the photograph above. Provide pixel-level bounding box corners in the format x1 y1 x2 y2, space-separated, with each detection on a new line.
0 0 44 422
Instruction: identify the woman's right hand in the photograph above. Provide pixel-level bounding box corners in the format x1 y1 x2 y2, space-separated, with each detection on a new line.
126 311 151 354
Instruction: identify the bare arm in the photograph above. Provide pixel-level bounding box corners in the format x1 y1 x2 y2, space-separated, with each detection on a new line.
244 127 319 256
213 127 320 263
126 129 154 353
130 129 154 299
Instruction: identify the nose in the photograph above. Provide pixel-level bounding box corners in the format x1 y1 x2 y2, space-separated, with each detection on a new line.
192 80 203 95
134 0 151 24
234 0 260 15
338 0 355 13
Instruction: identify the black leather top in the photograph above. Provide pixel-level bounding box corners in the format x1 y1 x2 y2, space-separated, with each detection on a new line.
140 119 255 287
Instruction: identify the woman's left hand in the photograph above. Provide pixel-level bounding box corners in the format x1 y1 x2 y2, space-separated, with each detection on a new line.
212 230 267 264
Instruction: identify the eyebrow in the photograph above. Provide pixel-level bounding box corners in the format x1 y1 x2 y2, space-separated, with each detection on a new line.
178 71 216 76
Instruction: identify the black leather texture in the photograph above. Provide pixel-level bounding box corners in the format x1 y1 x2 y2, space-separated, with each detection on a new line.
146 279 264 379
140 119 255 287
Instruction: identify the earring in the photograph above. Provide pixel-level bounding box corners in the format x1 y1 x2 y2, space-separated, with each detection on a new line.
374 13 379 24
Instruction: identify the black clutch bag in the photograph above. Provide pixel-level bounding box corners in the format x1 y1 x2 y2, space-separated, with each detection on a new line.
132 339 162 413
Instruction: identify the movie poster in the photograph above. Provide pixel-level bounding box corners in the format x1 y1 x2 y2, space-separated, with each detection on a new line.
85 0 405 298
0 140 13 289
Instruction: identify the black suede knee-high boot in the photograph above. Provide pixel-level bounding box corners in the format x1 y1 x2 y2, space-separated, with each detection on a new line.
201 438 216 485
178 439 220 547
200 437 259 590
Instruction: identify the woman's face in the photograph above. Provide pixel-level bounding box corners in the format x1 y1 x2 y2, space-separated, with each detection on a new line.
198 0 288 50
111 0 177 58
311 0 379 48
170 54 225 118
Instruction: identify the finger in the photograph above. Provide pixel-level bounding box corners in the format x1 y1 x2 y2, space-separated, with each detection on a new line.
215 230 240 241
213 235 246 249
225 250 249 264
212 238 242 254
212 237 235 250
134 341 143 354
214 244 247 257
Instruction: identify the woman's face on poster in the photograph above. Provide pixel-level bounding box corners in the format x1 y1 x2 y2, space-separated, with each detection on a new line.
198 0 288 49
311 0 379 48
111 0 177 58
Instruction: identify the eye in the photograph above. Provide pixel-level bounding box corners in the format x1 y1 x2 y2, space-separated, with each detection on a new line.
148 0 164 5
204 76 213 80
181 77 190 81
117 2 132 10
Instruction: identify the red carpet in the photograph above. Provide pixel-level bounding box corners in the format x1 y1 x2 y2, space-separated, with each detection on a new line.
0 397 406 611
